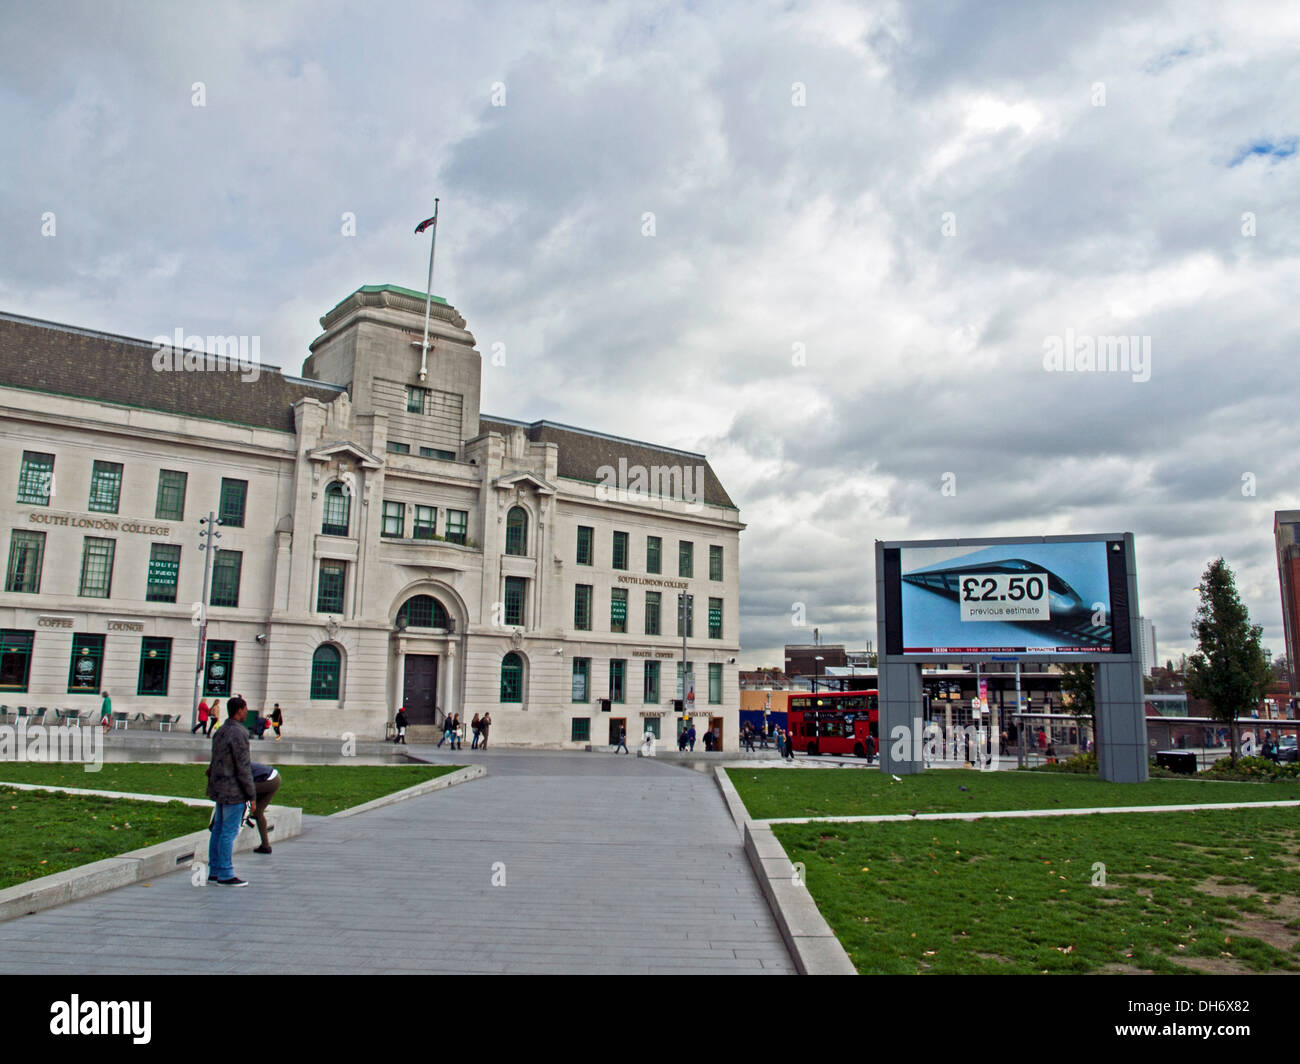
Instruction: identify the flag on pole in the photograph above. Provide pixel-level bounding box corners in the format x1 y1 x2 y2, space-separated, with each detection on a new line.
414 214 437 234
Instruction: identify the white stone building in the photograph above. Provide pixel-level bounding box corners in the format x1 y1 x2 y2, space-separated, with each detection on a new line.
0 285 744 746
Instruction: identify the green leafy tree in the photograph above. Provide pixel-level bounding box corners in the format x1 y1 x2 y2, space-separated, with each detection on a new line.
1059 662 1097 748
1185 558 1271 765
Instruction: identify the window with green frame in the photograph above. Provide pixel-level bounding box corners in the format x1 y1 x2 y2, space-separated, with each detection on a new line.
397 595 449 629
311 644 341 699
609 659 626 703
78 537 115 598
6 530 44 593
710 544 723 581
643 717 661 740
612 530 628 570
643 660 660 703
316 560 346 613
412 505 436 540
17 451 54 506
576 526 593 565
500 652 523 702
678 540 693 578
407 386 426 413
709 662 722 704
418 446 456 460
574 584 592 630
504 576 526 626
155 469 187 521
68 633 105 694
571 717 590 742
506 507 528 556
210 550 242 607
322 482 350 536
146 543 181 602
644 590 661 636
445 509 468 545
203 640 235 697
0 630 35 692
386 441 411 455
571 658 590 702
381 501 405 537
219 478 247 527
708 597 723 639
646 535 661 574
136 637 172 697
88 460 123 513
610 587 627 633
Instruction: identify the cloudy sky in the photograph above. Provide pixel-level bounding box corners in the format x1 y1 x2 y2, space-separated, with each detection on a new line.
3 0 1298 669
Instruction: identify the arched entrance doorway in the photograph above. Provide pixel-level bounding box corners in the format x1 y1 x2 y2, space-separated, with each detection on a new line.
395 594 452 726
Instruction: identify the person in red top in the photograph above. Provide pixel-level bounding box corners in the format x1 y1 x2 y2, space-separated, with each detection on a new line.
192 700 211 736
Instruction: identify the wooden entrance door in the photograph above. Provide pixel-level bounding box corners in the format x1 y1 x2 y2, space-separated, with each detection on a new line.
403 655 438 725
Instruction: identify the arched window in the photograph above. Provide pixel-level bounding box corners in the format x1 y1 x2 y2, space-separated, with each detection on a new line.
505 506 528 556
396 595 450 630
311 644 341 700
322 482 350 536
500 652 523 702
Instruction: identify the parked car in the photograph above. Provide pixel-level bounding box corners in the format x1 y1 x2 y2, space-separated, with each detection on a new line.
1276 736 1298 763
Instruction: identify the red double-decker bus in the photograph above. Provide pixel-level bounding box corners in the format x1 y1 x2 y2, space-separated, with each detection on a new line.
787 690 879 757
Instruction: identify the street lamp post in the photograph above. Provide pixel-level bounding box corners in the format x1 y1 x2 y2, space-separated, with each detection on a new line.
192 512 222 731
814 655 824 693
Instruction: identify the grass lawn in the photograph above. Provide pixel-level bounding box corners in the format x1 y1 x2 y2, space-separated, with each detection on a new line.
775 806 1300 974
0 787 209 891
0 762 460 816
727 766 1300 820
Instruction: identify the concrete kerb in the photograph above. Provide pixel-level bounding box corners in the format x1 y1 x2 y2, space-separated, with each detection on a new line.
329 764 485 818
0 805 302 924
713 766 856 976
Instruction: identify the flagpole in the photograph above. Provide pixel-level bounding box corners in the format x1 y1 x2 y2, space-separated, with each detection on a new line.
418 198 439 382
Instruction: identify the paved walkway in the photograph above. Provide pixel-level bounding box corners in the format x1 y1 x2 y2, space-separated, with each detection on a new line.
0 749 793 974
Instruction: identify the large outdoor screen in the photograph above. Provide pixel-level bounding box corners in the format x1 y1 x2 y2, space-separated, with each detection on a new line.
886 538 1129 655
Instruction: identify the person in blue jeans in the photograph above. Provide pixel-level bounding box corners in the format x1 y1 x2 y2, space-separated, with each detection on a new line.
205 695 256 886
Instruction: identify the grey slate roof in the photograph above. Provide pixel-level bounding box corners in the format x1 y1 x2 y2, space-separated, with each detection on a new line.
0 313 342 433
0 311 737 511
481 416 736 510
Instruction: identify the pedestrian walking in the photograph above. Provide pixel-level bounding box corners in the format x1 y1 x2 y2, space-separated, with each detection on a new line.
100 690 112 733
614 725 629 754
205 696 256 887
247 761 281 854
437 713 454 748
782 726 794 761
471 713 482 749
270 703 283 741
479 712 492 748
208 699 223 735
393 706 408 745
687 724 696 752
193 700 210 735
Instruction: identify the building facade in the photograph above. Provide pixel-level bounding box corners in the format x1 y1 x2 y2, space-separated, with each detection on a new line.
1277 511 1300 697
0 285 744 745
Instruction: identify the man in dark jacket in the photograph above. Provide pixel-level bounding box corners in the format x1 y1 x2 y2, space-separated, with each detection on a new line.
206 695 256 886
393 706 409 744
